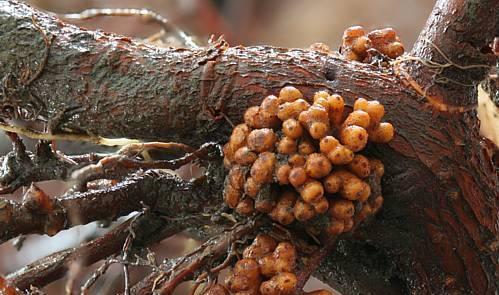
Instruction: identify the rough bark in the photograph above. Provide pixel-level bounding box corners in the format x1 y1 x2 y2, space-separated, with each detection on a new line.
0 0 497 294
0 169 218 242
408 0 497 108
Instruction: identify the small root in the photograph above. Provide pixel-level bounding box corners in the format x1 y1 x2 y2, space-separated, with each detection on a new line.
117 141 194 157
59 8 199 49
393 62 475 113
81 257 115 295
392 37 491 73
0 122 139 146
391 37 491 113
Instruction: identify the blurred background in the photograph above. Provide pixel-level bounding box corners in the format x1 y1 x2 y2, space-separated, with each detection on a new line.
0 0 462 294
24 0 435 48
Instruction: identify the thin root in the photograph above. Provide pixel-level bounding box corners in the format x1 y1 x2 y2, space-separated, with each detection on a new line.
59 8 199 49
391 38 491 112
117 142 194 158
0 122 139 146
393 63 475 113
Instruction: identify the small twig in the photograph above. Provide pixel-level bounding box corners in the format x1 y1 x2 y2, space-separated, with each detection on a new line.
131 218 260 294
166 237 213 282
0 132 31 194
392 35 493 111
70 142 220 191
193 241 237 285
0 121 140 146
419 37 491 71
0 169 211 243
8 218 129 291
0 143 107 196
8 210 200 291
159 220 258 294
121 210 145 295
81 257 115 295
117 141 194 157
392 61 475 113
59 8 199 49
211 241 238 273
122 235 132 295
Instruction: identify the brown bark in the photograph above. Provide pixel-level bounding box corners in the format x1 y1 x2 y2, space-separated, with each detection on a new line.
6 213 198 290
408 0 497 109
0 0 497 294
0 168 217 242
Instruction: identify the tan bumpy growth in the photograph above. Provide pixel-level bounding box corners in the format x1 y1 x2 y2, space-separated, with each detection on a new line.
204 235 332 295
341 26 405 62
223 86 393 236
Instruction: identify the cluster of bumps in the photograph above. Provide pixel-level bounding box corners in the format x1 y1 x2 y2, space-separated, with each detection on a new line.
341 26 404 62
204 234 330 295
222 86 393 236
211 25 399 295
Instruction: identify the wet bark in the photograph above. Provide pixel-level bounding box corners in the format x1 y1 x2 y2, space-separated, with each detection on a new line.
0 169 218 243
0 0 497 294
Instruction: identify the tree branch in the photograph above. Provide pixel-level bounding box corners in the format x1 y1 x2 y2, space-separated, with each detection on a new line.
6 212 205 290
0 1 497 294
0 169 219 243
130 219 259 294
406 0 497 108
0 133 100 194
0 0 408 145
